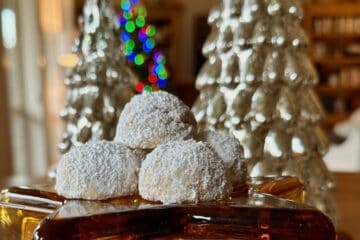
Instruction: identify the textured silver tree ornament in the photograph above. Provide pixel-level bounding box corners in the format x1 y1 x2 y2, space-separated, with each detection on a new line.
193 0 339 224
58 0 136 154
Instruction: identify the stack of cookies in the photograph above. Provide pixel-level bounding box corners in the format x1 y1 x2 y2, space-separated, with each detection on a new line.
56 91 247 204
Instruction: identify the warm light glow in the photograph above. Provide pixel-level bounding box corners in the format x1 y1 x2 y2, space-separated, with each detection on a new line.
39 0 63 34
21 217 42 240
0 206 12 226
57 54 78 68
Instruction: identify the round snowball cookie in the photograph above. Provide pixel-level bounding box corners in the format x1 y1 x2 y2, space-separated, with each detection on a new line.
115 91 197 149
196 131 247 184
139 140 232 204
55 141 140 200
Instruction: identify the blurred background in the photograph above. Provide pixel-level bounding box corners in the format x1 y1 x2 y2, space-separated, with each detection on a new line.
0 0 360 238
0 0 218 178
1 0 360 177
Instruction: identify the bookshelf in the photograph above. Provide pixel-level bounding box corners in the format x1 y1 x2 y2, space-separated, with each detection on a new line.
304 2 360 130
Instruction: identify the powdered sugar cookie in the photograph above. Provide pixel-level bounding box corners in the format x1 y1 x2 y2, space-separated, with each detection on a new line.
196 131 247 183
138 140 231 204
56 141 140 200
115 91 197 149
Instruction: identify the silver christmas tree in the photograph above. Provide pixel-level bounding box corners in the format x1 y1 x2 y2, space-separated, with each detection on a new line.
59 0 136 153
193 0 338 224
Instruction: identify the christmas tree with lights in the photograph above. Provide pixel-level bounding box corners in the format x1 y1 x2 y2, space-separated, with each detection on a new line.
118 0 169 93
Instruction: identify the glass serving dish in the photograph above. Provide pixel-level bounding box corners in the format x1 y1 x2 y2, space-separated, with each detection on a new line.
0 177 336 240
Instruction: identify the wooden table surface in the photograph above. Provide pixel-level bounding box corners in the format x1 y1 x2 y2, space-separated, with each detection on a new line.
333 172 360 240
1 173 359 239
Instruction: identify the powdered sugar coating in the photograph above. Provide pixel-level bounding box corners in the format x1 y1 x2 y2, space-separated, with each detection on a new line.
55 141 140 200
196 131 247 183
139 140 232 204
115 91 197 149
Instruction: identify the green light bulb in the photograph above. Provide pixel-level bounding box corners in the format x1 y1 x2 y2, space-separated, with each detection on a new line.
134 54 145 65
146 25 156 37
144 85 153 92
125 21 136 33
125 39 135 51
136 17 145 27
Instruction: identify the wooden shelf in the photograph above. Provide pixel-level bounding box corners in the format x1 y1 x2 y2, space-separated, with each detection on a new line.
313 57 360 66
304 3 360 17
311 34 360 41
316 85 360 97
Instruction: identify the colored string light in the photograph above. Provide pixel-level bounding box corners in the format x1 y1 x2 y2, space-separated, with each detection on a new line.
138 30 148 42
125 21 136 32
136 16 145 27
128 52 136 62
119 0 169 93
144 85 153 92
148 74 157 84
135 82 144 92
121 0 131 11
134 54 144 65
125 39 135 51
146 25 156 37
121 31 131 41
118 16 127 27
123 12 132 20
145 38 155 49
157 79 167 88
137 5 146 16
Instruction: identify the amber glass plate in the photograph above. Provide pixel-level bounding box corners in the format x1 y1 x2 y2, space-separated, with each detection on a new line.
0 178 335 240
